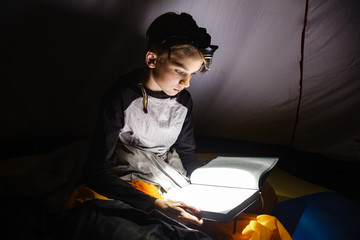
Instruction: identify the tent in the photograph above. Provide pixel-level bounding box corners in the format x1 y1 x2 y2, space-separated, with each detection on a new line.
1 0 360 239
1 0 359 161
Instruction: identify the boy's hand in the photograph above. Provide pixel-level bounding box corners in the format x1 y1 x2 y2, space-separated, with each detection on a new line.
153 199 203 226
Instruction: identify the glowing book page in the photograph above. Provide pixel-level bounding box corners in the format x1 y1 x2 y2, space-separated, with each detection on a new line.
190 156 279 189
165 184 258 214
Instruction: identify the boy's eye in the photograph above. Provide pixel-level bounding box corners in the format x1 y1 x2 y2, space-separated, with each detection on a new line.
175 70 183 74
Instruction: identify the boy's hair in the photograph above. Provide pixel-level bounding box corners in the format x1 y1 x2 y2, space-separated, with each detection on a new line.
146 12 218 72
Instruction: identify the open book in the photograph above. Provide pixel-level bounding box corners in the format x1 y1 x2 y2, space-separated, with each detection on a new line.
164 156 279 222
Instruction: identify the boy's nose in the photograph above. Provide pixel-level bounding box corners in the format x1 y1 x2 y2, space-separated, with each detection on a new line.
180 76 191 88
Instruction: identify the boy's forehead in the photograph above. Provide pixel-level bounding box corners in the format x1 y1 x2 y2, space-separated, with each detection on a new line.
169 53 203 72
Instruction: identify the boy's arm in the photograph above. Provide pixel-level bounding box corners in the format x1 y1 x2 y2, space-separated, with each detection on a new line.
174 92 205 175
85 171 157 210
174 118 204 175
87 173 204 226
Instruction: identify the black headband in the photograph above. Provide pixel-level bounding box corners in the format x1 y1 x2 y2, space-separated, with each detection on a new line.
157 27 218 59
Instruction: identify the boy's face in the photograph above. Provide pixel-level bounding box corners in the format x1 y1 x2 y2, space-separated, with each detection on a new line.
146 51 204 96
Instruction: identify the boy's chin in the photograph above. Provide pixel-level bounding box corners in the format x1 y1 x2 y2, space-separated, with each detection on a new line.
163 89 180 96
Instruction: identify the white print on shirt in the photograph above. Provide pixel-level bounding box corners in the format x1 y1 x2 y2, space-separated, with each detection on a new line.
119 96 188 157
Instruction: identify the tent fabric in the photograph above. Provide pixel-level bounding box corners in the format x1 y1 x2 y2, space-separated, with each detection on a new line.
294 0 360 160
1 0 359 161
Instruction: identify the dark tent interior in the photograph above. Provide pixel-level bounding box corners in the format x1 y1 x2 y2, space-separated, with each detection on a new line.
1 0 360 239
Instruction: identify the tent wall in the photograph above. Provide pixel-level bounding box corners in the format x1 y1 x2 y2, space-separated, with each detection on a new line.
294 0 360 160
1 0 359 161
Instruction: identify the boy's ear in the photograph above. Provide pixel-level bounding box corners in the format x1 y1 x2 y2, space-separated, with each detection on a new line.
145 51 157 68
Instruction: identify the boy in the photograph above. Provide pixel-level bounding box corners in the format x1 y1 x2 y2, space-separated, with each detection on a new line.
83 12 218 226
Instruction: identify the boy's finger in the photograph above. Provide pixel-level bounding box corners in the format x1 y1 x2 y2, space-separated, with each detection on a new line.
179 209 204 226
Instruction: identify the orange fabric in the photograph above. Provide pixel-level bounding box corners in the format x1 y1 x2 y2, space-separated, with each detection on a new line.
242 214 292 240
128 180 164 199
194 214 292 240
62 185 113 215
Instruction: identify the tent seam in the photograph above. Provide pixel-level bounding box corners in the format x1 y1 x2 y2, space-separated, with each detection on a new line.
291 0 309 146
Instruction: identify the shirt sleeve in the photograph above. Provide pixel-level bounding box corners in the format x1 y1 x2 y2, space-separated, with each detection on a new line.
83 83 156 211
173 91 205 175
